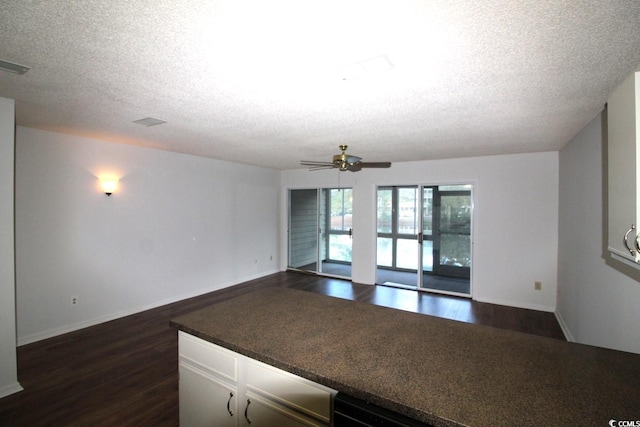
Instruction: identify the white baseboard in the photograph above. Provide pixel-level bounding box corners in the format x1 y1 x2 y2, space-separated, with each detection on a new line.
472 296 555 313
17 269 279 346
554 310 575 342
0 382 23 399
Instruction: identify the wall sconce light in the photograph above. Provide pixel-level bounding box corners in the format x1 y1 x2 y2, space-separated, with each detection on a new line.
100 177 118 196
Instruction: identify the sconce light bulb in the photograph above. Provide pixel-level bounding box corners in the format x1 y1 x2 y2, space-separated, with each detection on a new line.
100 177 118 196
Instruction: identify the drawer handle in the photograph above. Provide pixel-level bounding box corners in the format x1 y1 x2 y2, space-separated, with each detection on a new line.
227 392 234 416
624 225 636 256
244 398 252 424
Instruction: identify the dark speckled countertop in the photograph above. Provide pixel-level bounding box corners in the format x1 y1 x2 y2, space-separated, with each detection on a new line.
170 288 640 427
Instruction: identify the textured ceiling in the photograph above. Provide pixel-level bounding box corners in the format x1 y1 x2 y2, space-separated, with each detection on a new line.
1 1 640 170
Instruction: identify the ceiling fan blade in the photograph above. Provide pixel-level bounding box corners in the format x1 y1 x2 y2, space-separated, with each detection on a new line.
301 160 334 166
358 162 392 168
345 161 392 172
308 165 336 171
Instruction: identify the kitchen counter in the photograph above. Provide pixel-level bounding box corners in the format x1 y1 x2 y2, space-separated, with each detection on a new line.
170 288 640 427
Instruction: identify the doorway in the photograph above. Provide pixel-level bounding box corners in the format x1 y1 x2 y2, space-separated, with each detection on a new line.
288 188 353 279
376 185 472 296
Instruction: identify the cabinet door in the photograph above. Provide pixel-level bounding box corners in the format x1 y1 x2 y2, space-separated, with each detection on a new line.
177 332 334 427
179 363 238 427
240 392 328 427
608 70 640 262
178 331 239 383
245 359 332 424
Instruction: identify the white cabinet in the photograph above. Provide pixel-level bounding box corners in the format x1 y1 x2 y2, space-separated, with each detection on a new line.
179 332 239 427
243 359 332 426
608 69 640 265
180 364 238 427
242 392 327 427
178 332 334 427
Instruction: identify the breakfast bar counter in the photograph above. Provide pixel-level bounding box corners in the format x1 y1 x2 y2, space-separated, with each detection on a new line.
170 287 640 427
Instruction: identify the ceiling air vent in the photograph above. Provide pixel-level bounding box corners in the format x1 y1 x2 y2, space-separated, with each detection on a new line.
133 117 166 127
0 59 30 75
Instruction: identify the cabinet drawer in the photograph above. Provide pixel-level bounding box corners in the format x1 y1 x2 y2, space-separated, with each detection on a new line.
245 390 329 426
178 331 238 383
246 359 332 422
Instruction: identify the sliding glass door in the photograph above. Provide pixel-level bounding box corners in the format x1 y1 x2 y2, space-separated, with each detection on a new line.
377 185 472 295
288 188 352 279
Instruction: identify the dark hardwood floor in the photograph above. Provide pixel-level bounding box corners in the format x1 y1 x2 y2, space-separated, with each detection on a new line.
0 271 565 426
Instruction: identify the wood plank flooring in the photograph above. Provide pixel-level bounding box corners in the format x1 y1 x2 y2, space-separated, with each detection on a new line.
0 271 565 426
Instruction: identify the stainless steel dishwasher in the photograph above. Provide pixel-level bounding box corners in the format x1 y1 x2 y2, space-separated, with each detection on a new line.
333 393 434 427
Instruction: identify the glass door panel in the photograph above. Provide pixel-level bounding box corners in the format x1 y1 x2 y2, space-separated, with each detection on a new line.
420 185 472 295
422 240 433 273
396 239 418 270
377 188 392 234
376 237 393 267
327 188 352 264
288 189 319 273
328 234 352 261
322 188 352 277
421 188 434 274
327 188 352 261
397 187 418 235
437 191 471 279
376 186 419 287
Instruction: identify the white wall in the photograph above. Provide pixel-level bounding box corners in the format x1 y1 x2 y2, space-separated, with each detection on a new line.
281 151 559 312
558 111 640 354
15 127 280 344
0 98 22 398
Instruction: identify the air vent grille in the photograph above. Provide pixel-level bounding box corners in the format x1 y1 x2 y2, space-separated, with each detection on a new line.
133 117 167 127
0 59 30 75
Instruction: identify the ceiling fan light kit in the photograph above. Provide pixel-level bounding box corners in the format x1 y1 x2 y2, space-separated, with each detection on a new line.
301 145 392 172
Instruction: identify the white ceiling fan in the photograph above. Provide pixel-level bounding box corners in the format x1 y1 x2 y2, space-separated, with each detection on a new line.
301 145 392 172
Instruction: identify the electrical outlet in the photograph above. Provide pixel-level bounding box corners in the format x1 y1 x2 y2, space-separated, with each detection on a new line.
71 296 78 305
534 281 542 291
